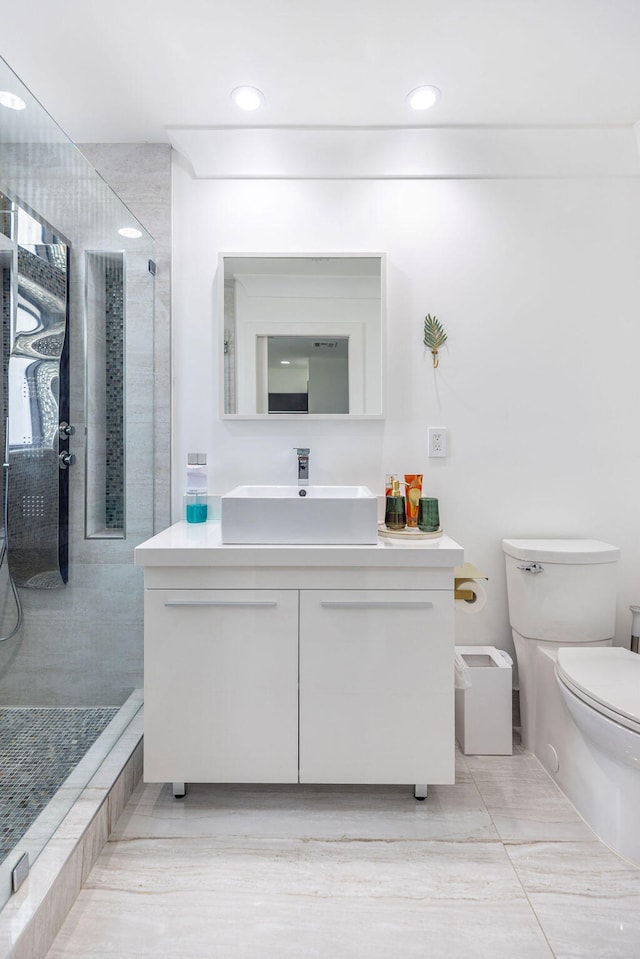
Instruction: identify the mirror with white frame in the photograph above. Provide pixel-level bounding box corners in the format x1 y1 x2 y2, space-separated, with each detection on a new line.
221 253 385 418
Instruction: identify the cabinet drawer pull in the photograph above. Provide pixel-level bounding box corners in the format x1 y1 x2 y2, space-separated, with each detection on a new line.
320 601 434 610
164 600 278 608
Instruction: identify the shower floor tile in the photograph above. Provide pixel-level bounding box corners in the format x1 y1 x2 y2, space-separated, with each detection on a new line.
0 707 117 864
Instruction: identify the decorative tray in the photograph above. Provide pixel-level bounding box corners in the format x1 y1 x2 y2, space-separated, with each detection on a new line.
377 524 443 540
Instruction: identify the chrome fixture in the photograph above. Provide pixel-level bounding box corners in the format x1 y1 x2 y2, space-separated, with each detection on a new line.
295 447 310 486
58 422 75 438
58 452 76 470
11 852 29 892
517 563 544 574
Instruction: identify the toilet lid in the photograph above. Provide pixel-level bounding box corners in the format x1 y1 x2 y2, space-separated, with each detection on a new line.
556 647 640 732
502 538 620 564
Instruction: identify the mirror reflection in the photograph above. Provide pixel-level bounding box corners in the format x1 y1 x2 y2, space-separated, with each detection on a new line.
6 199 70 587
263 335 349 414
221 254 384 418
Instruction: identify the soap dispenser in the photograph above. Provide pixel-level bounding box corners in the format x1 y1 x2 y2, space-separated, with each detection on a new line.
384 477 406 531
186 453 208 523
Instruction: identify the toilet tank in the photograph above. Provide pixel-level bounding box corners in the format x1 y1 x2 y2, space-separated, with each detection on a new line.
502 539 620 643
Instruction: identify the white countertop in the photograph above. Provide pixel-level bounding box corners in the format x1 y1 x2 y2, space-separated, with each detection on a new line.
134 521 464 569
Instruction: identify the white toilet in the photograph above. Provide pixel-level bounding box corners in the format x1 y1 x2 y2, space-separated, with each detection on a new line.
552 646 640 864
502 538 619 751
503 537 640 866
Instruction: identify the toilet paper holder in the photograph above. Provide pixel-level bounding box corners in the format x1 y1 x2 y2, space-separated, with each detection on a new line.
454 562 488 602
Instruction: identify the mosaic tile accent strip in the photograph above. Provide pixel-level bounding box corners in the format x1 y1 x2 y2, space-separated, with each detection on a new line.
105 261 124 530
0 706 118 865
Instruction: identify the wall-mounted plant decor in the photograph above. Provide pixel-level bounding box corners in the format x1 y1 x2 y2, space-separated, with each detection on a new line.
423 313 447 368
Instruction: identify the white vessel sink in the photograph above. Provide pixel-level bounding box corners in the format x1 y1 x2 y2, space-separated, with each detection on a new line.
220 485 378 545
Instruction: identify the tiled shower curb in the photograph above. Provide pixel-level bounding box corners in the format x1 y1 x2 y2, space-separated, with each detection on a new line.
0 705 143 959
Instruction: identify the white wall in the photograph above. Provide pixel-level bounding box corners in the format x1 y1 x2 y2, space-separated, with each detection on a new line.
171 154 640 661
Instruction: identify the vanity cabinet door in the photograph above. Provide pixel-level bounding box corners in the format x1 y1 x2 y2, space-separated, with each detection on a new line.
299 589 454 785
144 589 299 784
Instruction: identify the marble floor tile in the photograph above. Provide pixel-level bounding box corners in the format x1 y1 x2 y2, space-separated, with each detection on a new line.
506 840 640 959
48 895 554 959
464 746 551 785
454 752 474 783
43 750 640 959
473 777 595 844
114 780 498 844
48 833 553 959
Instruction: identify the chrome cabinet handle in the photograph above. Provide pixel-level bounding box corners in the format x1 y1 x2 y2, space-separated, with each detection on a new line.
320 601 434 610
516 563 544 574
164 600 277 608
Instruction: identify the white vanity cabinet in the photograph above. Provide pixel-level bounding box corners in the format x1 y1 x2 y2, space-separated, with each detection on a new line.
144 589 299 784
299 589 453 784
135 523 463 793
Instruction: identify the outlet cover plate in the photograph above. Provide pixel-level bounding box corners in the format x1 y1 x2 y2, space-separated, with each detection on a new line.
428 427 448 458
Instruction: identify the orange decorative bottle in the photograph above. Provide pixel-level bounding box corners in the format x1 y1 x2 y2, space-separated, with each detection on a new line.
404 474 423 528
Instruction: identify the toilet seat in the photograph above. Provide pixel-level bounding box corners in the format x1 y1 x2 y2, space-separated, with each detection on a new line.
556 647 640 734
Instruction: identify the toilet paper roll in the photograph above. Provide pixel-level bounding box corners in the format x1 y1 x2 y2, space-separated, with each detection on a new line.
455 579 487 614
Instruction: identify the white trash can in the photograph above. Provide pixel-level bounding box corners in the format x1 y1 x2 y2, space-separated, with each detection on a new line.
455 646 513 755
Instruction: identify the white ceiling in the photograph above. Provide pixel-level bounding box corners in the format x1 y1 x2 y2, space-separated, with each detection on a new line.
2 0 640 144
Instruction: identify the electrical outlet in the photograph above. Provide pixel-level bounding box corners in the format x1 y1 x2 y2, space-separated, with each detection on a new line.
428 427 448 458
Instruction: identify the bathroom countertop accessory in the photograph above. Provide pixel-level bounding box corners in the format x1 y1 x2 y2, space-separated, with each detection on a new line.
378 523 442 541
186 453 208 523
418 496 439 532
384 477 406 531
404 474 422 528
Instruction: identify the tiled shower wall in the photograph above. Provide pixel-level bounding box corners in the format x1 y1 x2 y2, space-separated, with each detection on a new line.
81 144 172 537
0 144 171 706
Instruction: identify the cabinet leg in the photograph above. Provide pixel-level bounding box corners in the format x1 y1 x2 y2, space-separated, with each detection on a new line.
414 784 428 801
172 782 187 799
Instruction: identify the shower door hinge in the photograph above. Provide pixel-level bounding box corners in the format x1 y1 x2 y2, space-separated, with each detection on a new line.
11 852 29 893
148 259 157 275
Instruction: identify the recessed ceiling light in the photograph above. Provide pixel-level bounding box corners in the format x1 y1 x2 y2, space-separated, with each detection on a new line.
406 85 441 111
231 86 265 111
0 91 26 111
118 227 142 239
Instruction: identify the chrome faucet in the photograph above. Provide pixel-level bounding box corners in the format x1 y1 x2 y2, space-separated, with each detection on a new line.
295 448 310 486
